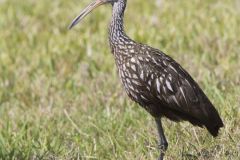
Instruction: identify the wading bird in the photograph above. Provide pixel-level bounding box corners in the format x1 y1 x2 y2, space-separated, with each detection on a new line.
69 0 223 159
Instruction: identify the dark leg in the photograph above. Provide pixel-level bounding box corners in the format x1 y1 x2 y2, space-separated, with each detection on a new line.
155 118 168 160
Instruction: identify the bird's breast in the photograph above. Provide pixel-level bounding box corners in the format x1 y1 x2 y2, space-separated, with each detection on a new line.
115 55 155 106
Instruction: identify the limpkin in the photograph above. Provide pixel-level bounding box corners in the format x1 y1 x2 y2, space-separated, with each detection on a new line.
69 0 223 159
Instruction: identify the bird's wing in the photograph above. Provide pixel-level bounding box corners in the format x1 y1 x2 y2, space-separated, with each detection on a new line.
135 48 209 119
129 45 223 136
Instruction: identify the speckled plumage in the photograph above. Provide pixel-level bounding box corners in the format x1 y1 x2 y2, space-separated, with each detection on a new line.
109 0 223 137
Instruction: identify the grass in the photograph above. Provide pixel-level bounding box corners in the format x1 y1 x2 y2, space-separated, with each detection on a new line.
0 0 240 159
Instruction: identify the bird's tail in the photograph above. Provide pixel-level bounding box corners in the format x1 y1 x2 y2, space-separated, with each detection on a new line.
204 104 224 137
206 121 223 137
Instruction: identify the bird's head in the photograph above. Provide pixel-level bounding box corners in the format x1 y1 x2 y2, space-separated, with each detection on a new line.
68 0 119 29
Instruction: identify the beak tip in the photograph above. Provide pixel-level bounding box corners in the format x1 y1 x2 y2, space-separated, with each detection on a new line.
68 22 75 30
69 0 104 30
68 19 79 30
68 25 73 30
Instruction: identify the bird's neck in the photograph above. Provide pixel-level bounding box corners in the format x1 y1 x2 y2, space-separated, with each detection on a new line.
109 1 131 51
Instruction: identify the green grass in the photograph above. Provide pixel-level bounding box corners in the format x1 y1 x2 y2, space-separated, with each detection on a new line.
0 0 240 159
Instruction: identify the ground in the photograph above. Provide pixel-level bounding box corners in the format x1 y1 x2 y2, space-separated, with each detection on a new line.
0 0 239 159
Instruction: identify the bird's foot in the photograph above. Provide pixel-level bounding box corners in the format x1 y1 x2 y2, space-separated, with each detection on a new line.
157 143 168 160
158 142 168 151
157 154 164 160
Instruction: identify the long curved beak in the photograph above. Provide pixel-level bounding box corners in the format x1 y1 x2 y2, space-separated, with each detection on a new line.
68 0 109 29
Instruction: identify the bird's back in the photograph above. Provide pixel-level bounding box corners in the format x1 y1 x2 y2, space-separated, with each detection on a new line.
115 43 223 137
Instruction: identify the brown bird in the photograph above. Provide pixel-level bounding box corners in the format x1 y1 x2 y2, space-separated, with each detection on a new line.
69 0 223 159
